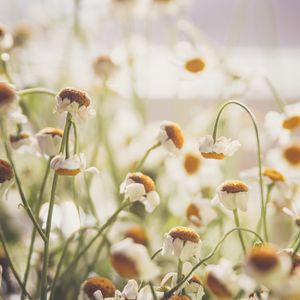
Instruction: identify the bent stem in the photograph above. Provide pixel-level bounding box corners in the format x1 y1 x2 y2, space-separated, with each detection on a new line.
163 227 264 299
18 88 57 97
177 259 183 284
233 209 246 255
151 248 162 260
135 142 160 171
149 281 158 300
264 76 286 113
293 233 300 259
212 100 267 241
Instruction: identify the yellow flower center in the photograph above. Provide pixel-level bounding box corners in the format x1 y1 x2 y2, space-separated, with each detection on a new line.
169 226 200 243
129 172 155 193
282 116 300 131
111 252 139 279
9 132 31 143
284 145 300 166
186 203 202 227
185 57 205 73
124 225 148 246
57 87 91 107
0 159 13 183
206 273 232 298
39 127 63 138
220 180 248 193
82 277 116 299
164 122 185 150
168 296 191 300
55 168 80 176
183 153 201 175
201 152 225 160
247 245 279 273
263 168 285 182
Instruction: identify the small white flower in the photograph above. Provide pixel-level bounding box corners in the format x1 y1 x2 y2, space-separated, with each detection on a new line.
36 127 63 157
54 87 96 122
162 226 202 261
111 238 160 281
199 135 241 160
50 153 98 176
157 120 184 156
93 55 119 79
120 172 160 213
9 131 35 151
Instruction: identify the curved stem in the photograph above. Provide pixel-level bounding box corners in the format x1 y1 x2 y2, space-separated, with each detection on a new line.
293 233 300 258
18 88 57 97
264 76 286 113
149 282 158 300
163 227 264 299
151 248 162 260
212 100 267 241
233 209 246 255
134 142 160 171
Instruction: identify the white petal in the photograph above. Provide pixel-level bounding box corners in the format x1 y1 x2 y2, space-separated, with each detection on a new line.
143 191 160 212
123 280 138 299
126 183 146 202
162 234 174 256
173 238 184 257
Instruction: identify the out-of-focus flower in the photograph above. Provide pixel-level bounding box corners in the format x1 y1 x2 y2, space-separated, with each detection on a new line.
245 245 292 289
36 127 63 157
0 24 13 51
79 276 116 300
0 159 14 199
110 238 159 280
9 131 35 150
120 172 160 212
265 103 300 143
157 120 185 156
283 200 300 227
162 226 201 261
212 180 249 211
109 0 138 18
199 135 241 160
54 87 96 122
12 23 32 48
0 81 18 114
93 55 119 79
50 153 98 176
124 225 148 246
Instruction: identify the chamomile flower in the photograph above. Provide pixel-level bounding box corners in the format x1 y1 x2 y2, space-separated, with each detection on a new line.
110 238 160 280
54 87 96 122
157 120 185 156
0 81 18 114
93 55 119 79
199 135 241 160
79 276 116 300
120 172 160 213
9 131 35 151
0 159 14 199
124 225 148 246
50 153 98 176
36 127 63 157
162 226 202 261
282 200 300 227
212 180 249 212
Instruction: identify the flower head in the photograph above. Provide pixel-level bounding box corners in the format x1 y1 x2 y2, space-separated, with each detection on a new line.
162 226 202 261
9 131 34 150
50 153 98 176
199 135 241 160
0 82 18 113
283 144 300 167
120 172 160 213
110 238 159 280
54 87 96 122
36 127 63 157
184 57 205 74
124 225 148 246
93 55 118 79
79 276 116 300
157 120 184 156
0 159 14 199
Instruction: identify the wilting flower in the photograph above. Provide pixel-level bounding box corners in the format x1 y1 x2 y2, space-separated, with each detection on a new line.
79 276 116 300
0 159 14 199
50 153 98 176
54 87 96 122
157 120 184 156
0 81 18 114
245 244 292 289
120 172 160 212
110 238 159 280
93 55 118 79
124 225 148 246
162 226 202 261
36 127 63 157
213 180 249 211
9 131 35 150
199 135 241 160
0 24 13 51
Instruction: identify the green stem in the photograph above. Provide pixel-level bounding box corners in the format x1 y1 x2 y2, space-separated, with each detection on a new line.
0 229 32 299
212 100 267 241
0 53 13 83
233 209 246 255
151 248 162 260
163 227 264 299
290 231 300 248
135 142 160 171
264 76 286 113
0 119 46 241
18 88 57 97
177 259 183 284
293 233 300 258
72 121 78 154
149 282 158 300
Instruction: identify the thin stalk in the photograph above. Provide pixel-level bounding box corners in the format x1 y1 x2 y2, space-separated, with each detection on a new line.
290 231 300 248
233 209 246 255
18 88 57 97
72 121 78 154
177 259 183 284
151 248 162 260
149 282 158 300
134 142 160 171
212 100 267 241
264 76 286 113
0 53 14 83
0 229 32 299
163 227 264 299
293 234 300 259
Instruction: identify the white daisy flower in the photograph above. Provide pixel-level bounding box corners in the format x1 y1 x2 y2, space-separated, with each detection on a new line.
54 87 96 122
120 172 160 213
110 238 160 281
162 226 202 261
9 131 35 151
212 180 249 212
0 159 14 199
199 135 241 160
50 153 98 176
36 127 63 157
79 276 116 300
157 120 185 156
